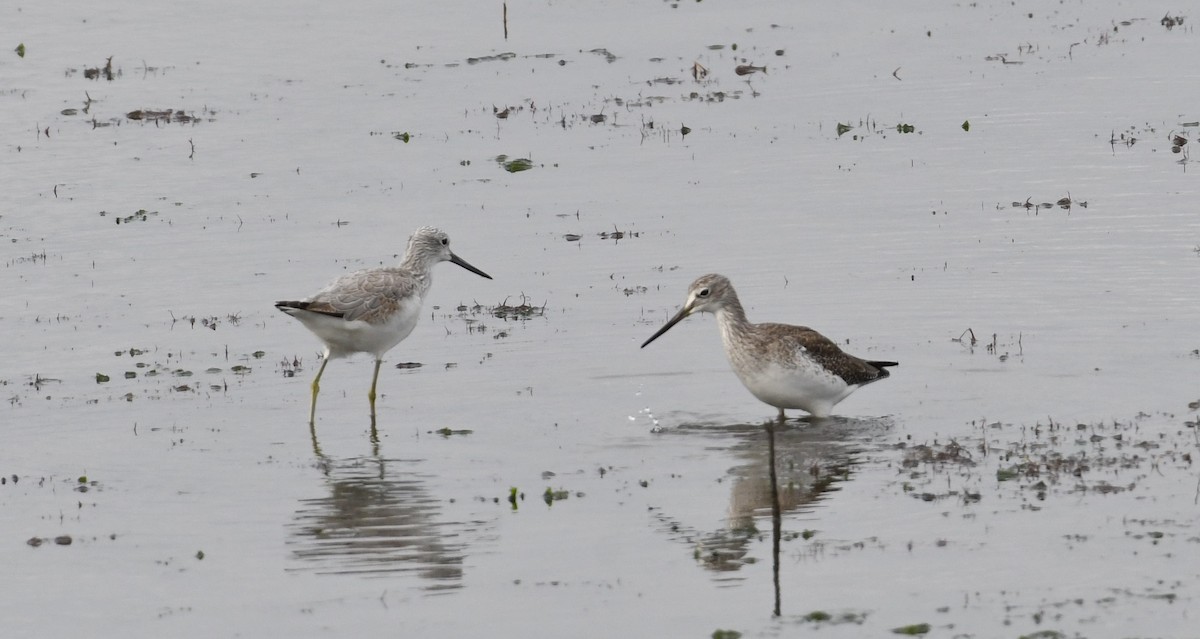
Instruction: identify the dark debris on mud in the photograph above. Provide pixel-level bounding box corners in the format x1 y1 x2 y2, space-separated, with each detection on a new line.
453 296 547 322
1008 194 1088 213
896 414 1197 505
125 109 206 124
564 225 641 244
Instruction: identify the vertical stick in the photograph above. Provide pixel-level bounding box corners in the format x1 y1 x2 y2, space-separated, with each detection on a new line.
768 417 782 617
503 3 508 40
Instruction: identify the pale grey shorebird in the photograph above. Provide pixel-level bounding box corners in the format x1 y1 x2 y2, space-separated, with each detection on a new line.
275 226 492 424
641 274 896 419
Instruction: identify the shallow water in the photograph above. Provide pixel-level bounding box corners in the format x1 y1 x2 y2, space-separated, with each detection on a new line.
3 0 1200 636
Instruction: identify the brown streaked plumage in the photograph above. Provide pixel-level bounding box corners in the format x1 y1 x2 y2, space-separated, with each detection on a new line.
275 226 492 425
641 274 896 419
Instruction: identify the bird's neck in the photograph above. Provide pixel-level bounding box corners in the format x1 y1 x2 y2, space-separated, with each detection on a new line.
398 255 434 295
715 295 752 346
399 253 433 276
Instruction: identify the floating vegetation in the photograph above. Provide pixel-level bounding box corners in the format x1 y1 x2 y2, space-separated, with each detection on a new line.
1168 130 1190 159
15 43 25 58
801 610 867 626
598 225 639 241
126 109 201 124
1161 13 1185 30
393 131 410 142
491 295 546 320
898 415 1194 509
495 155 534 173
466 52 515 64
165 312 243 331
683 90 741 103
901 440 975 468
1110 128 1139 148
6 251 51 268
27 535 77 547
835 116 936 140
588 47 617 63
1018 631 1068 639
542 487 570 505
82 56 116 81
562 226 640 243
492 103 532 120
432 427 473 437
984 53 1023 65
891 623 931 635
100 209 158 224
1009 194 1087 213
113 348 147 357
95 373 110 383
734 64 766 76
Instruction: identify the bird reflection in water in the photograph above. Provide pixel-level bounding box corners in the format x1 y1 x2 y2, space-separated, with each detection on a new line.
654 415 888 616
288 429 473 591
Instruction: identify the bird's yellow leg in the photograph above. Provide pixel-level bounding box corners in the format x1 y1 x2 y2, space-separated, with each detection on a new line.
368 358 383 419
309 357 329 426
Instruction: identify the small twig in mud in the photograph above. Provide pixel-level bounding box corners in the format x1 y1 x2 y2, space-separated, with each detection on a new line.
953 328 977 346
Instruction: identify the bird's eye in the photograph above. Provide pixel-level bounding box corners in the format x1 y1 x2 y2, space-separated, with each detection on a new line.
440 238 449 246
697 288 710 298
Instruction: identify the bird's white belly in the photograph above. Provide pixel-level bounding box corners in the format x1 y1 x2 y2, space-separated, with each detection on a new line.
733 360 853 417
302 302 422 359
355 303 421 356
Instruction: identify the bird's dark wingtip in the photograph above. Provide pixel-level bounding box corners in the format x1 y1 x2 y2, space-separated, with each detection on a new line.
276 300 346 319
869 360 898 379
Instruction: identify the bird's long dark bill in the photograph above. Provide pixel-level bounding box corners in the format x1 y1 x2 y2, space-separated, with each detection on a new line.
641 305 691 348
450 252 493 280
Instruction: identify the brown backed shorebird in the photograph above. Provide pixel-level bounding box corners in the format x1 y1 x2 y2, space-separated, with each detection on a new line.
642 274 896 419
